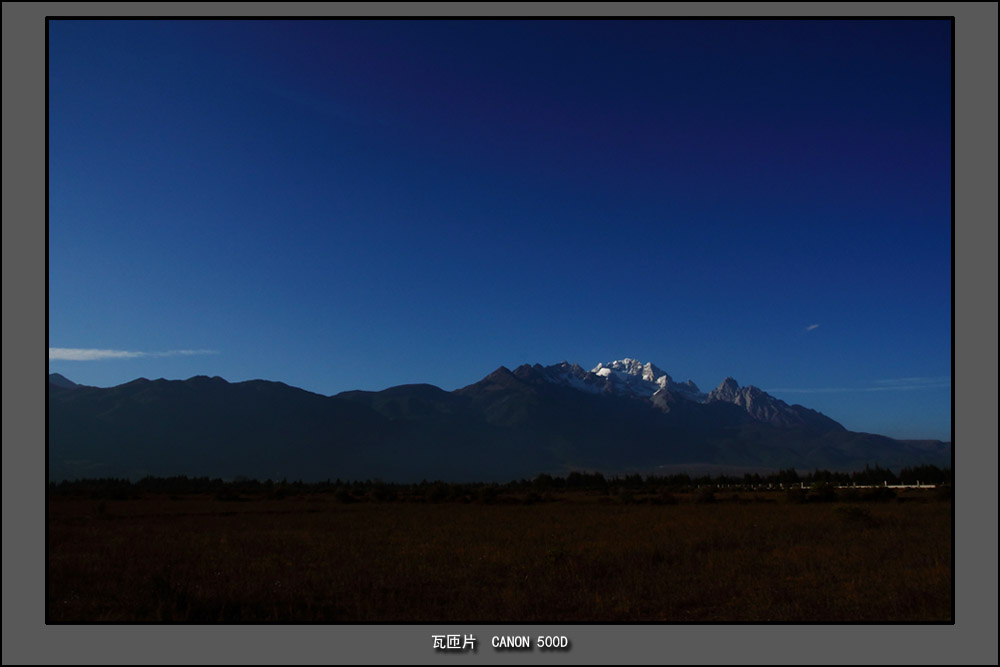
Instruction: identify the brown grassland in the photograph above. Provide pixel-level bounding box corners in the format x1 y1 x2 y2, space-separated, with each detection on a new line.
47 490 952 623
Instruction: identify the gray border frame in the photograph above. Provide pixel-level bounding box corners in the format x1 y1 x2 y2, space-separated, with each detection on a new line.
5 2 996 664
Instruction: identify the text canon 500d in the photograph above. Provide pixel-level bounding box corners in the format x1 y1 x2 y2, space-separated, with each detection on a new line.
491 635 570 651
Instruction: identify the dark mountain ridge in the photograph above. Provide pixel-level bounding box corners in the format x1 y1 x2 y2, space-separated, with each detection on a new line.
48 361 951 482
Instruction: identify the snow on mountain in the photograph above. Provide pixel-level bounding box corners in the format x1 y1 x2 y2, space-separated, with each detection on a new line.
524 358 705 402
511 359 839 430
589 359 662 398
593 358 668 384
591 358 706 401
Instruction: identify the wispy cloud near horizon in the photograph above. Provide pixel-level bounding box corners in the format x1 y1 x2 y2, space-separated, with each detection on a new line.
805 324 820 332
869 377 952 391
49 348 218 361
767 376 951 394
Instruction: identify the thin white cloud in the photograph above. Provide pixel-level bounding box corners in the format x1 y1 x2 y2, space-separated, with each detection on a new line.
765 386 857 394
805 324 820 332
869 377 951 391
160 349 218 357
49 348 217 361
873 376 949 386
767 377 951 394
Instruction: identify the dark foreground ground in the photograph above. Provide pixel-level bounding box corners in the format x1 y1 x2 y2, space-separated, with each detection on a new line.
48 489 952 622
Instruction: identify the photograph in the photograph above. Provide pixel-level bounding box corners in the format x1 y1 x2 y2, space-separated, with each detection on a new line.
45 16 955 627
8 3 992 663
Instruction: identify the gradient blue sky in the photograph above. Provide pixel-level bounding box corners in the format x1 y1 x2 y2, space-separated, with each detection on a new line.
48 19 952 440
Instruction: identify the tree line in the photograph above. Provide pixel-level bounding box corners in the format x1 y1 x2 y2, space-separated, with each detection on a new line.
47 464 952 500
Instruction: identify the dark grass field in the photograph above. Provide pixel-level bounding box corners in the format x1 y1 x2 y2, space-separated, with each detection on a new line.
47 490 952 623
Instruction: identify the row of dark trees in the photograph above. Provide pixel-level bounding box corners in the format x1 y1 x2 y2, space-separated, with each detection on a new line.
47 464 952 500
525 464 952 490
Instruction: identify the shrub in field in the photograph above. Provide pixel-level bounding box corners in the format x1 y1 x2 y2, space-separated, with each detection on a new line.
837 488 861 502
370 483 396 502
267 485 291 500
545 544 569 565
425 482 451 503
652 489 678 505
694 488 716 504
808 482 838 503
523 491 544 505
215 487 245 502
617 489 636 504
475 486 499 504
785 488 808 504
861 487 897 502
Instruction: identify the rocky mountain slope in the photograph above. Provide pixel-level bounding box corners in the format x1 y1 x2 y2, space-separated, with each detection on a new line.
47 360 951 482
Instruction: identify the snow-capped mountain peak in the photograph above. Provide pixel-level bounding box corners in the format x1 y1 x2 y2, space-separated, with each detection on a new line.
590 359 665 397
592 358 669 383
584 359 705 401
497 359 842 431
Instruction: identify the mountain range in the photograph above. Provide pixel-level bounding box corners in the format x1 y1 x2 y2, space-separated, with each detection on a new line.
47 359 951 482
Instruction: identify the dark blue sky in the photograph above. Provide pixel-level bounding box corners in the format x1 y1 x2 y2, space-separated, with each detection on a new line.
48 19 952 440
